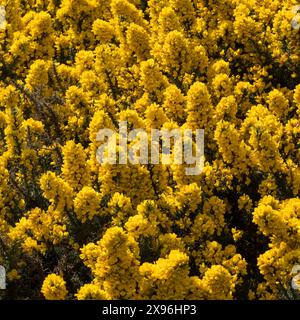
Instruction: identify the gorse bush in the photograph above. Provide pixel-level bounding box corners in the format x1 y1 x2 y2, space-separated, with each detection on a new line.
0 0 300 300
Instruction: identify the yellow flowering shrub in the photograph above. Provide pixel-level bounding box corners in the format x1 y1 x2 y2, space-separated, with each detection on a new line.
0 0 300 301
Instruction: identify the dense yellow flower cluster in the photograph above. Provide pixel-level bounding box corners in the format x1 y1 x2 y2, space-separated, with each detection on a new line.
0 0 300 300
41 274 68 300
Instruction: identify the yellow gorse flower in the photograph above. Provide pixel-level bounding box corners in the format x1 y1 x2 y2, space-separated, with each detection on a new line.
41 274 68 300
0 0 299 301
